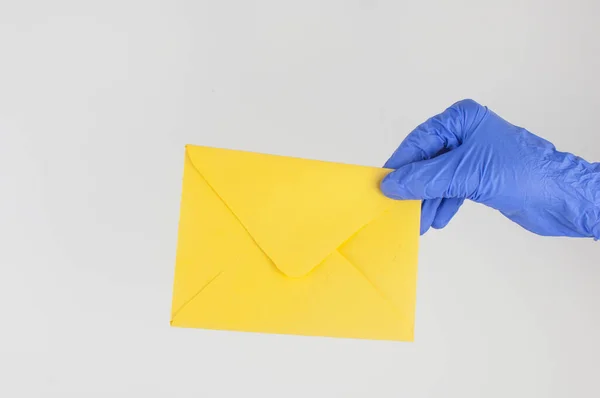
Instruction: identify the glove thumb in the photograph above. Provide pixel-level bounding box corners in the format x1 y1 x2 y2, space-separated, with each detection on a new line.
381 151 474 200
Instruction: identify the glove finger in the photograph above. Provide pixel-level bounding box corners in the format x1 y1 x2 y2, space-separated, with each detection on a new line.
384 126 453 169
382 151 473 200
420 198 443 235
431 197 465 229
384 99 486 169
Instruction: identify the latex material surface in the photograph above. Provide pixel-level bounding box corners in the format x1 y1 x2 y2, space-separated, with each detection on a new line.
382 99 600 239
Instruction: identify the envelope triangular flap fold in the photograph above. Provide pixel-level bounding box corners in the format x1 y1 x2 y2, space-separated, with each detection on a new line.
185 145 394 277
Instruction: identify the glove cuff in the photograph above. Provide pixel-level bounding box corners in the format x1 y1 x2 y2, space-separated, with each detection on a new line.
590 204 600 241
584 165 600 240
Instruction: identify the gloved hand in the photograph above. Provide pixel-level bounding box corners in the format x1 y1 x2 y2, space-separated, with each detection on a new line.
381 99 600 239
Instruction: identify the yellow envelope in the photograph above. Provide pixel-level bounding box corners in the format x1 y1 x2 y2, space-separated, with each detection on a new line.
170 145 420 341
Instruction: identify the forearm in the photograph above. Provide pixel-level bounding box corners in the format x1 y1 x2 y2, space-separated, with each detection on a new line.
557 157 600 239
581 163 600 239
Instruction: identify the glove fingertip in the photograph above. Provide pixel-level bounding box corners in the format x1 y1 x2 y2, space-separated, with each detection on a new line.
431 197 464 230
420 198 442 235
380 172 404 199
431 217 450 230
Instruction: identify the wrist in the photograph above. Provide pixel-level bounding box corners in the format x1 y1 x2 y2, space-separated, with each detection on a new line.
588 207 600 240
582 164 600 240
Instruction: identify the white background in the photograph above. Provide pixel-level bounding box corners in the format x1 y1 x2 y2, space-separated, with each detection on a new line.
1 1 599 397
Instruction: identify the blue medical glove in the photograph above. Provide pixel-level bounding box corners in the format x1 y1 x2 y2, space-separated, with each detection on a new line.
381 99 600 238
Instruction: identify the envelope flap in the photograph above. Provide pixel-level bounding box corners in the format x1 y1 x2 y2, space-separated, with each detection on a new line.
186 145 395 278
